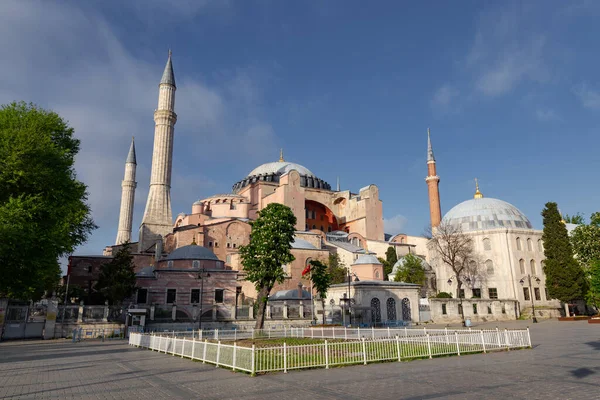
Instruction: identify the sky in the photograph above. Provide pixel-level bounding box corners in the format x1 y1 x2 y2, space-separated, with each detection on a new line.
1 0 599 266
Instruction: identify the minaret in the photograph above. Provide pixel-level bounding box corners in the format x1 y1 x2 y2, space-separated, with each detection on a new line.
425 128 442 228
139 50 177 252
115 138 137 245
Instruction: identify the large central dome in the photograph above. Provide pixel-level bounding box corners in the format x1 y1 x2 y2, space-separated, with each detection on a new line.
232 154 331 193
442 197 532 232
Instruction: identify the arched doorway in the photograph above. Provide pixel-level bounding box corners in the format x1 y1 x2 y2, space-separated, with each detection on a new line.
371 298 381 325
386 298 396 321
401 298 411 321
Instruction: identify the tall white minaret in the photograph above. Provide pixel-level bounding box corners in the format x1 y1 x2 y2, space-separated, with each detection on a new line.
115 137 137 245
139 50 177 252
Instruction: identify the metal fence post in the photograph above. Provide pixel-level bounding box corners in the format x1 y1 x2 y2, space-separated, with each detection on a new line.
357 326 361 338
181 338 185 358
496 327 502 350
216 341 221 368
234 328 237 341
372 326 375 339
344 327 347 340
505 328 510 351
480 330 486 354
191 338 196 360
455 331 460 356
361 338 367 365
395 335 401 362
404 327 408 337
284 342 288 373
251 344 256 375
325 340 329 369
387 326 390 338
526 327 532 348
202 339 208 363
233 342 237 372
426 333 432 359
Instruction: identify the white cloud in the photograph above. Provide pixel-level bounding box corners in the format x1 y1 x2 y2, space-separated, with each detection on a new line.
0 0 277 257
431 84 460 108
383 214 408 235
573 83 600 110
535 108 559 121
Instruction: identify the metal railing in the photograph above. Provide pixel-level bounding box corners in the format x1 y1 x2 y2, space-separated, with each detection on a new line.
72 327 125 342
129 327 531 374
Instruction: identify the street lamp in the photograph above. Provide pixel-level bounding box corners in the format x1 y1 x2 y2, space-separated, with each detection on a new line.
340 270 359 327
198 268 211 330
520 275 541 323
447 275 471 327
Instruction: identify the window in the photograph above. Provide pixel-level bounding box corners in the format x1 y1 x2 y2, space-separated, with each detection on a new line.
523 287 530 301
227 243 231 248
191 289 200 304
488 288 498 299
459 289 465 298
519 259 525 275
458 303 463 315
214 242 219 248
215 289 224 304
87 265 92 273
530 259 536 275
442 303 447 315
487 305 492 314
312 225 316 229
137 289 148 304
483 238 491 251
485 259 494 275
167 260 174 268
472 288 481 298
166 289 177 304
233 243 237 248
282 264 290 276
473 304 478 314
502 304 506 314
208 241 213 247
192 260 200 269
320 226 324 231
534 287 541 301
538 240 543 252
226 254 231 264
527 238 533 251
516 237 522 251
375 271 380 279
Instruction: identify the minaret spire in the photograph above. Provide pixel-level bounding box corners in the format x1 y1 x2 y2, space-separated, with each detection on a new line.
425 128 442 229
139 50 178 252
116 137 137 245
474 178 483 199
279 148 284 162
336 176 340 192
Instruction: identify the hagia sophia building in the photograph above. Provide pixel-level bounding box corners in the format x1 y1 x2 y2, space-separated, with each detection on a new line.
68 52 560 323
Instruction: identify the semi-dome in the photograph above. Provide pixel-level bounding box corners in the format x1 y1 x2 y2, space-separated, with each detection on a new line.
166 245 219 261
443 197 532 232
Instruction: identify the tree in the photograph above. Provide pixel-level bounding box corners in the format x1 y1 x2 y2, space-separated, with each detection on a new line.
94 243 137 305
541 202 587 308
570 212 600 269
564 213 585 225
428 221 477 325
327 253 347 284
378 257 390 279
393 253 426 285
239 203 296 329
384 247 398 281
587 259 600 310
0 102 96 300
306 260 331 325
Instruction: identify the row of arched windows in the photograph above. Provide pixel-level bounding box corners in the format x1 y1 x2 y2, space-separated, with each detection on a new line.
483 237 543 253
370 297 411 323
519 258 544 275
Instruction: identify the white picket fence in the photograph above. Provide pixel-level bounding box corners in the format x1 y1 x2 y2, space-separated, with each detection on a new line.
129 327 531 374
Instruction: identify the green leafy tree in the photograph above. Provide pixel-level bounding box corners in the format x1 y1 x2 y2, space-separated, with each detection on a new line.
378 257 390 279
564 213 585 225
571 212 600 269
434 292 452 298
586 259 600 310
55 283 85 305
542 202 587 306
239 203 296 329
94 243 137 305
384 246 398 281
307 260 332 325
393 253 426 285
0 102 96 300
327 253 347 284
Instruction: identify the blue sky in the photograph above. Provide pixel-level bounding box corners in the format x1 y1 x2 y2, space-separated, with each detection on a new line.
1 0 599 263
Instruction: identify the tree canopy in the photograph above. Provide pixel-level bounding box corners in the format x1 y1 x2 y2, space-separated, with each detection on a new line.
570 212 600 269
384 246 398 281
587 259 600 309
564 213 585 225
307 260 331 325
0 102 96 300
94 243 137 305
326 253 347 284
239 203 296 328
541 202 586 303
393 253 426 285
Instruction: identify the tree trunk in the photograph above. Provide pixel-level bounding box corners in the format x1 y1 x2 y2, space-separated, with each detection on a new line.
457 281 466 326
254 285 271 329
321 299 326 325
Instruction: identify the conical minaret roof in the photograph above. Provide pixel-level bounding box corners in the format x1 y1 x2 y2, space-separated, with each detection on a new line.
126 137 136 164
160 50 176 88
427 128 435 162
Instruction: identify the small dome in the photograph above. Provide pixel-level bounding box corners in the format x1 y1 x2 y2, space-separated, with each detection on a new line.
352 254 382 265
248 161 315 178
166 245 219 261
443 197 532 233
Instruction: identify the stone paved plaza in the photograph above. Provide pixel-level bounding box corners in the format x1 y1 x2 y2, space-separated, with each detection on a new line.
0 320 598 399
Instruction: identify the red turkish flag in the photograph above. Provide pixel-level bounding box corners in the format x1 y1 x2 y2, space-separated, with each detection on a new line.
301 264 311 277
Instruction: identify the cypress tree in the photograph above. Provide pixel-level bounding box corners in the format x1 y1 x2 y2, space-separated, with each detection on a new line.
541 202 586 303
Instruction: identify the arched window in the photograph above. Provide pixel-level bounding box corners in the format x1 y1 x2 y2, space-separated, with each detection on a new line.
519 259 525 275
401 298 411 321
527 238 533 252
371 298 381 324
386 298 397 321
192 260 200 269
538 240 543 252
516 237 522 251
167 260 174 269
483 238 491 251
485 259 494 275
530 259 536 275
375 270 380 279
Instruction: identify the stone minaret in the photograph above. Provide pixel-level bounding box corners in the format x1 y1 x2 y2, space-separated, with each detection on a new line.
139 50 177 252
425 128 442 229
115 137 137 245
